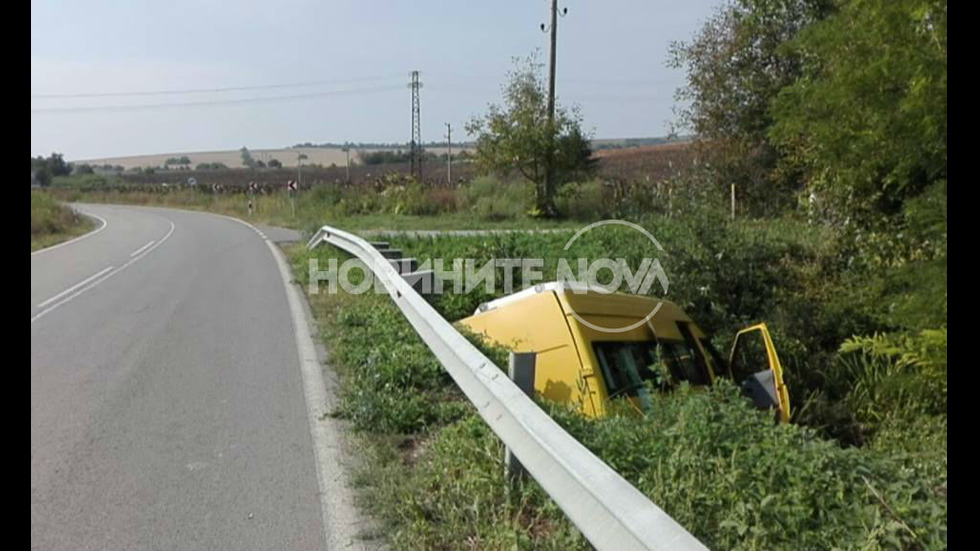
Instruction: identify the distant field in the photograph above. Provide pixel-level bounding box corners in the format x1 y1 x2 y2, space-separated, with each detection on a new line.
592 141 690 158
64 141 694 189
78 138 684 170
81 146 463 170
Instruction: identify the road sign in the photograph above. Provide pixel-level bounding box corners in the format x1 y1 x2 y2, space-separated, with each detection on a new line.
187 177 197 186
286 180 297 218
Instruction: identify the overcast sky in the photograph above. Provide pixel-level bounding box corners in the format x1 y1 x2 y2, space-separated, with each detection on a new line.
31 0 721 160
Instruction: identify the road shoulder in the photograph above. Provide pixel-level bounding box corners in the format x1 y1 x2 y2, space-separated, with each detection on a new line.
217 212 380 551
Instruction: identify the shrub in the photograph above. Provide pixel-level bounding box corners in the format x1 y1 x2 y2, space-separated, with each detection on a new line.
458 176 529 220
550 382 946 551
555 179 614 219
359 380 947 551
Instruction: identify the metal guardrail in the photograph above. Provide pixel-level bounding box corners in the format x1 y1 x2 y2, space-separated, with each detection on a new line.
307 225 709 551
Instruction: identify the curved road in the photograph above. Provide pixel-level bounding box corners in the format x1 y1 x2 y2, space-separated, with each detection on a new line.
31 205 349 550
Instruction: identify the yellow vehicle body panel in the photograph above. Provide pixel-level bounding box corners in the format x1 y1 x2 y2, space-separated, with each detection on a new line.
460 290 600 415
461 285 790 421
462 287 719 418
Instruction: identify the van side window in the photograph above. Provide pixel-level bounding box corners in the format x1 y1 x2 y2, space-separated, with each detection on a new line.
672 322 712 386
699 337 729 378
659 341 711 386
593 336 712 397
593 342 664 398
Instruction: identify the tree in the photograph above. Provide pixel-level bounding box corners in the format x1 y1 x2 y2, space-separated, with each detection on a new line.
669 0 832 214
769 0 946 220
46 152 72 177
240 147 256 169
31 153 71 186
31 157 52 187
268 158 282 168
466 54 593 217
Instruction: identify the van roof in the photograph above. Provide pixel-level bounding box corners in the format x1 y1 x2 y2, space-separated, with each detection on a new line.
475 281 686 320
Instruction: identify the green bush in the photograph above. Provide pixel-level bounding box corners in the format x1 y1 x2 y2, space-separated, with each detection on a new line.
555 180 614 219
458 176 529 220
330 294 470 433
831 327 947 428
551 382 946 551
358 380 947 551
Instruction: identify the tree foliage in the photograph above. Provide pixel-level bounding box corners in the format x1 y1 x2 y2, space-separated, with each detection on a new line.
240 146 256 169
769 0 947 219
672 0 946 224
669 0 833 214
466 54 593 217
31 152 72 186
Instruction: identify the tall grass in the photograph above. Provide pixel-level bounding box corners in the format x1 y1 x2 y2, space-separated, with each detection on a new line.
56 185 581 233
30 191 92 250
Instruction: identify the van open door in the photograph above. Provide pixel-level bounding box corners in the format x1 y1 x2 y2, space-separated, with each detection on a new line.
728 323 791 423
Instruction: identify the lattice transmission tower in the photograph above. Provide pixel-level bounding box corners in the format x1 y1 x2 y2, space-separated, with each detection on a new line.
408 70 423 181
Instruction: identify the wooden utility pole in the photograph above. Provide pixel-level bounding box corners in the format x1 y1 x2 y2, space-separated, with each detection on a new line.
445 123 452 185
546 0 558 128
541 0 565 215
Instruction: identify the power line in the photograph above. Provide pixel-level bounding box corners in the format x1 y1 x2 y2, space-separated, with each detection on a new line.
30 74 405 99
30 84 405 114
426 71 673 87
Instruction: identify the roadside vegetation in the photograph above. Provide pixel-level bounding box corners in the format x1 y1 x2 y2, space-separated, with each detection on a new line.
288 213 946 549
30 190 94 251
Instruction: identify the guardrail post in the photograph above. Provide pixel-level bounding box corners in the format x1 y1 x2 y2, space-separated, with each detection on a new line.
505 352 536 484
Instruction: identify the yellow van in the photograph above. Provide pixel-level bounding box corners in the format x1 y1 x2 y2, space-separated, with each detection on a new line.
460 282 791 422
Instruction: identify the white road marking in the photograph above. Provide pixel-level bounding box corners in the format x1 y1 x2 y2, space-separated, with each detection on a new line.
129 240 156 257
31 217 176 324
36 266 115 309
31 212 108 256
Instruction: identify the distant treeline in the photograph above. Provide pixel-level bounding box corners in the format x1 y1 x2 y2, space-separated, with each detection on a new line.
591 136 689 151
294 138 678 152
291 140 476 149
357 149 472 165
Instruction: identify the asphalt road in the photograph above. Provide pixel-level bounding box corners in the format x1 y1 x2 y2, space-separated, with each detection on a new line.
30 205 336 550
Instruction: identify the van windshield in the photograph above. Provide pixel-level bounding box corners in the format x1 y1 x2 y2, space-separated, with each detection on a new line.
593 338 711 398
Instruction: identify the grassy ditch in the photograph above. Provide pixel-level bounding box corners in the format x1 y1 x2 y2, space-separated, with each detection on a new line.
287 232 946 551
384 213 948 451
